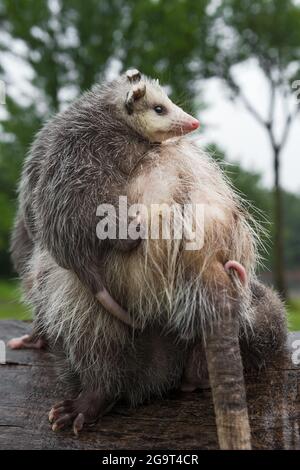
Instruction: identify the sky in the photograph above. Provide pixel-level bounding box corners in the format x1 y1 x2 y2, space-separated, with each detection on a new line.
200 61 300 194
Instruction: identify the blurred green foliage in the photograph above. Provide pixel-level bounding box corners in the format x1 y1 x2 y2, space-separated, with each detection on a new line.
0 280 30 320
287 298 300 330
0 0 299 281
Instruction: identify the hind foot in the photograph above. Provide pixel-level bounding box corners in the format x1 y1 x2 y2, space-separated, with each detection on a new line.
7 334 46 350
49 392 115 436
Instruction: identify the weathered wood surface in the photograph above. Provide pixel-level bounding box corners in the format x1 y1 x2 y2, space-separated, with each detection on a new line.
0 320 299 450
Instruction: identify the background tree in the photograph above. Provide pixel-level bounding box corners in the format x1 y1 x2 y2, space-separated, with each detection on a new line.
205 0 300 298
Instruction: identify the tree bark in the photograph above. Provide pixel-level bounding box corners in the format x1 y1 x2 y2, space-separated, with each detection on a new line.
273 147 287 300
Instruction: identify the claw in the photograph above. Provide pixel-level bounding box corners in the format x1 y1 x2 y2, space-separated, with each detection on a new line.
49 408 55 423
52 413 72 430
49 406 66 423
73 413 85 436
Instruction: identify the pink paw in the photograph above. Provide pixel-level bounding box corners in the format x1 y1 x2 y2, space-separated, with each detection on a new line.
7 334 45 350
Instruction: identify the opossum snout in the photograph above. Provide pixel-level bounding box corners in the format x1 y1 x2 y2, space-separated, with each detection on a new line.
173 107 199 136
183 117 199 132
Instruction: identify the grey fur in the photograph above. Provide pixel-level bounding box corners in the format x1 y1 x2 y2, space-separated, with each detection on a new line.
14 75 153 293
23 246 286 406
10 71 287 429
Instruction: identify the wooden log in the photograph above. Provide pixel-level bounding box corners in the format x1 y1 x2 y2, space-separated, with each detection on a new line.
0 320 299 450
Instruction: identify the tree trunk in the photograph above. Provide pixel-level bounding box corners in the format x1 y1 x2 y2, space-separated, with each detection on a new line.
273 147 287 300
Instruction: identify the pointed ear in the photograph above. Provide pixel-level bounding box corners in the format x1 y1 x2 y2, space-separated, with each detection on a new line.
126 69 141 83
125 82 146 115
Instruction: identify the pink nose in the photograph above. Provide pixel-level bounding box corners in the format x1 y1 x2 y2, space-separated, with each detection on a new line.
191 118 200 129
185 118 200 131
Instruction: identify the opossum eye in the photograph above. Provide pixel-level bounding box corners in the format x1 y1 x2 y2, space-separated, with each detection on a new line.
153 105 166 115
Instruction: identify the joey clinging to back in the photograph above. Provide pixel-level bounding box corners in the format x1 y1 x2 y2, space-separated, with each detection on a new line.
11 68 200 336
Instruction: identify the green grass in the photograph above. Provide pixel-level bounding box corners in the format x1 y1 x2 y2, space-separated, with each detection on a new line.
0 280 31 320
0 280 299 331
287 298 300 331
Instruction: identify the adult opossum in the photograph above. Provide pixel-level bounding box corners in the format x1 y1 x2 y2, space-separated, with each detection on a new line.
9 70 286 439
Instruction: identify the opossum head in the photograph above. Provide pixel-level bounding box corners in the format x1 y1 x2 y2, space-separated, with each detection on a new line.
117 69 199 143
